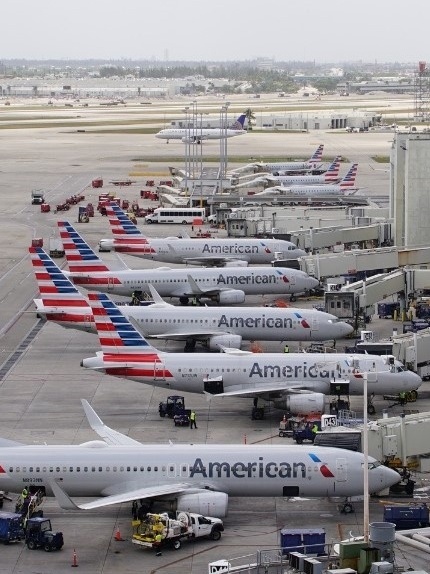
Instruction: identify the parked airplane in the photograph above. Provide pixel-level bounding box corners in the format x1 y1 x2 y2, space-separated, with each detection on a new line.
232 156 342 190
155 114 247 144
30 248 352 350
264 156 342 186
254 144 324 174
258 164 358 198
81 293 422 418
0 399 401 516
96 204 306 264
58 223 318 305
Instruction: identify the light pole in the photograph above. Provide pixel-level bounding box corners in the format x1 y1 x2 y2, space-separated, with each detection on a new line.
183 106 190 199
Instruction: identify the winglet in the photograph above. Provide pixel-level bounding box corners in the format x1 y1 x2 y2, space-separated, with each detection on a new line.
187 274 204 295
49 479 81 510
148 284 173 307
81 399 142 446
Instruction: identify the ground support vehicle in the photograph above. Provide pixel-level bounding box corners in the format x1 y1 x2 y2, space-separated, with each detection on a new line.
159 396 186 418
292 420 321 444
49 238 65 258
0 512 25 544
25 517 63 551
132 511 223 550
31 190 45 205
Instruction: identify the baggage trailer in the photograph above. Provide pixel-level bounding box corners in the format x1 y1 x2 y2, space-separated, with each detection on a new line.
0 511 25 544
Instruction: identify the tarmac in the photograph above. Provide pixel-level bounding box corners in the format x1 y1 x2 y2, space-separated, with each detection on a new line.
0 98 429 573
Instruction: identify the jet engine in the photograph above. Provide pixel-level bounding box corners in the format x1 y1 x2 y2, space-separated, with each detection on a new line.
215 290 246 304
175 491 229 518
272 393 325 415
208 333 242 351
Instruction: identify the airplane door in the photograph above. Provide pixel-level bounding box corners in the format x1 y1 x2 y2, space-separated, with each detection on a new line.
311 317 319 332
154 360 166 381
167 464 177 478
107 276 115 292
335 457 347 482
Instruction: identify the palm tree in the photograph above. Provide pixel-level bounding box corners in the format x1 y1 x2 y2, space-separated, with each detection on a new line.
244 108 256 131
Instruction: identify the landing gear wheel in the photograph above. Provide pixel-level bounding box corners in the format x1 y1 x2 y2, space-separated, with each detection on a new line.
341 502 354 514
251 407 264 420
367 404 376 415
179 297 189 306
408 390 418 401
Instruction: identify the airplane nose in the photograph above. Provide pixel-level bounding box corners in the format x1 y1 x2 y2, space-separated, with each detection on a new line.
308 277 320 290
341 323 354 336
378 465 401 492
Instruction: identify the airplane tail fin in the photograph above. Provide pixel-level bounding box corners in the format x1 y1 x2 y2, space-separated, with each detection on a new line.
339 163 358 188
309 144 324 164
29 246 88 308
324 155 342 181
87 292 160 355
228 114 247 131
58 221 110 273
106 202 148 239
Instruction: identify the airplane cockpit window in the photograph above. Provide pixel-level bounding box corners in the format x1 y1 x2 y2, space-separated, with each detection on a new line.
367 461 381 470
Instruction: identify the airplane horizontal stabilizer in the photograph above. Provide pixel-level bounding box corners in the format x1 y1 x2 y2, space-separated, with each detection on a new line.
81 399 142 446
50 478 191 510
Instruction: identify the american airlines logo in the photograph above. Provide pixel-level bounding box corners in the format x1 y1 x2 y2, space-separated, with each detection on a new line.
217 313 309 330
202 244 258 255
190 453 333 479
249 361 340 379
217 273 284 286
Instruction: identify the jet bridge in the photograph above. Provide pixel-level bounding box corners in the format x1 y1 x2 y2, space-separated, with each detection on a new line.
316 411 430 472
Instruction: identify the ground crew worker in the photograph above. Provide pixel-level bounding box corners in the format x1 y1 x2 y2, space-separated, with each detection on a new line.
399 391 407 406
190 410 197 429
311 423 319 442
283 344 290 353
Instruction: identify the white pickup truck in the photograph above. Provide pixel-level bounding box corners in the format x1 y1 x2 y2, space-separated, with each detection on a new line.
132 511 224 550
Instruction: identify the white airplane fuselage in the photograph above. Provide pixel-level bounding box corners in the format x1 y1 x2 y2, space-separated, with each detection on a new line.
271 184 351 197
82 352 421 398
99 237 306 263
67 267 318 299
155 128 246 141
0 443 399 499
34 300 353 341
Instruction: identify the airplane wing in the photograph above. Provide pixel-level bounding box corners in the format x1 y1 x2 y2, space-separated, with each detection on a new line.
50 478 192 510
182 256 248 267
0 437 25 447
81 399 142 446
206 382 323 399
150 330 219 341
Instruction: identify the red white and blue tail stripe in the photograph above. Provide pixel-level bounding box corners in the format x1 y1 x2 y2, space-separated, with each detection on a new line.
324 156 342 181
88 292 152 351
58 221 110 273
107 202 147 239
309 144 324 164
106 203 156 254
29 247 88 308
339 163 358 188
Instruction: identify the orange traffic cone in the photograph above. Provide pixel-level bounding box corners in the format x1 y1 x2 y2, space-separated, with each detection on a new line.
71 548 79 567
114 526 124 541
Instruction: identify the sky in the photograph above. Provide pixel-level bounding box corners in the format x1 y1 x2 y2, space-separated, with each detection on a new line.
2 0 429 64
